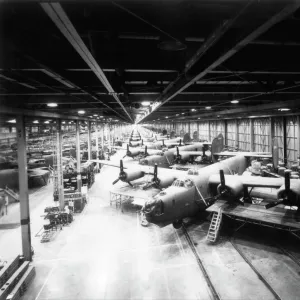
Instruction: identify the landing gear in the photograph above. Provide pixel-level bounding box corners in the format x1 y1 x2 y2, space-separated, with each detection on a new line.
173 219 183 229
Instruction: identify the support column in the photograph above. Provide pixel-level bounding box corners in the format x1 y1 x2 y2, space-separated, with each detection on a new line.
76 120 82 192
188 121 191 137
269 117 275 152
87 121 92 161
208 121 211 141
95 122 99 170
235 119 239 150
16 115 32 261
102 124 105 149
224 120 228 147
297 116 300 164
56 119 64 210
250 118 254 152
283 116 287 165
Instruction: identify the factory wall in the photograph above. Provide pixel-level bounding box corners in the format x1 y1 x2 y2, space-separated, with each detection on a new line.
144 115 300 167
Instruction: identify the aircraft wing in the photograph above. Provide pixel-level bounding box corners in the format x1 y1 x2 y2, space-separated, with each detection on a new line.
206 199 300 229
90 159 129 169
213 151 272 158
208 174 298 188
90 159 187 177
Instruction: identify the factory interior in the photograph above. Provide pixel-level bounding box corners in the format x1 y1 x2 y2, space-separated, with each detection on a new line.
1 0 300 299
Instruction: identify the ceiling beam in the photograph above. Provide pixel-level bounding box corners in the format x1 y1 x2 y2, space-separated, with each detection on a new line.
0 105 98 122
170 99 300 120
137 1 300 123
41 3 133 123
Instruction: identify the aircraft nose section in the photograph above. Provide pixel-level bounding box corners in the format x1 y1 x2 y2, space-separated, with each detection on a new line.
140 159 148 165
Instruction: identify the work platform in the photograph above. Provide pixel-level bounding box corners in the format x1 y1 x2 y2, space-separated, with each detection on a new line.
109 180 159 212
207 200 300 231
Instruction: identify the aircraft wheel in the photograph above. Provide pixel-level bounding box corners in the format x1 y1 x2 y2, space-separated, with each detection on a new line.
173 220 182 229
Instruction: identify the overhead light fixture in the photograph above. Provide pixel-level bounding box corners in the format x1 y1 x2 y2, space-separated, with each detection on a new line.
205 106 211 110
47 103 58 107
198 117 201 120
141 101 151 106
99 116 104 118
191 108 197 112
181 113 185 115
78 110 85 114
231 100 239 104
165 116 168 119
62 121 66 124
176 114 179 116
158 40 187 51
33 120 39 124
44 121 50 124
7 119 16 123
278 108 290 111
93 114 98 116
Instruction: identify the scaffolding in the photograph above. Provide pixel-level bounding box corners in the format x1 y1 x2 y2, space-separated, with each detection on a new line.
109 191 134 213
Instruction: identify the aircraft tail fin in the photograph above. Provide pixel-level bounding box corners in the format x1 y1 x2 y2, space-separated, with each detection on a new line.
211 134 225 163
183 133 191 144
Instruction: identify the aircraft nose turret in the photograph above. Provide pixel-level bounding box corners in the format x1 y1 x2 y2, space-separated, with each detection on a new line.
142 197 164 223
140 159 148 165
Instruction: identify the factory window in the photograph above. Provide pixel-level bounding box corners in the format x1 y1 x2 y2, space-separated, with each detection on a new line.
274 117 284 163
0 127 9 133
238 119 251 151
286 116 298 167
253 118 270 152
226 120 237 149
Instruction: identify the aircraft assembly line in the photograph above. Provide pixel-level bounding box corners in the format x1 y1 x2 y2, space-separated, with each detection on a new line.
0 123 300 300
1 1 300 299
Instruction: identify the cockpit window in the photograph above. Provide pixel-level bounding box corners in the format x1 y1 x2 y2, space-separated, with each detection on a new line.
172 179 185 187
172 179 194 188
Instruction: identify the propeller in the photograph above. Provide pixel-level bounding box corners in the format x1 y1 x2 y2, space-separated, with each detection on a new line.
174 146 182 164
112 160 126 185
219 169 226 194
265 171 290 209
123 144 130 158
143 164 161 190
144 146 148 157
218 169 244 205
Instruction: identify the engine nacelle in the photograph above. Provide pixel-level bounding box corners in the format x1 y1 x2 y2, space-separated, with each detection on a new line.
277 182 300 206
156 176 177 189
123 169 144 182
217 177 244 198
129 149 140 157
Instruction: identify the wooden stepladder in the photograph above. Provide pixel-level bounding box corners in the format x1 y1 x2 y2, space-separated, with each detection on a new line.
207 207 223 243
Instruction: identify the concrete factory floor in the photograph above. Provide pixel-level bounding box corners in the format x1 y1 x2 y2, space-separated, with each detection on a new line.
0 153 300 299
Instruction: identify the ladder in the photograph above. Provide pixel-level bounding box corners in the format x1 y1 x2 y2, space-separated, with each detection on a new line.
5 187 19 202
206 208 223 243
